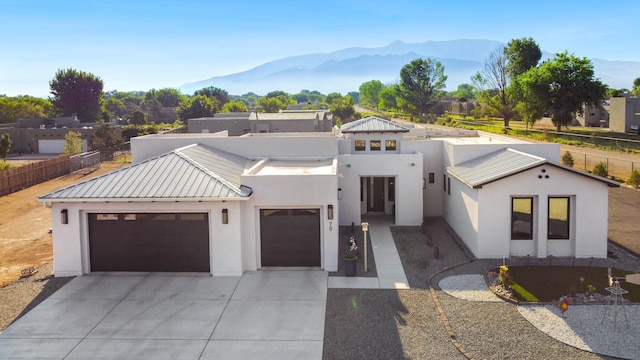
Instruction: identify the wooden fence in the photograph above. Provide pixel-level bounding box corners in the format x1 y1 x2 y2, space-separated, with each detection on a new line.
0 155 71 196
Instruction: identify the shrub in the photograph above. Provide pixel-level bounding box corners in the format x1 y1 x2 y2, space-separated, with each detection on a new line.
628 169 640 188
592 162 608 177
561 151 574 167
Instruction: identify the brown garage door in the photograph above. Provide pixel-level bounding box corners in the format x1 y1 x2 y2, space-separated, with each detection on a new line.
260 209 320 267
89 213 210 272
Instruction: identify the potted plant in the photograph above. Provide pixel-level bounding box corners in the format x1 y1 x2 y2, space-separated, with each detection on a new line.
344 236 358 277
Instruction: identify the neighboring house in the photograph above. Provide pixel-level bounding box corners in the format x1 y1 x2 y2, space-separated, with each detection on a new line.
575 102 609 127
187 110 333 135
1 116 121 154
39 117 617 278
609 96 640 133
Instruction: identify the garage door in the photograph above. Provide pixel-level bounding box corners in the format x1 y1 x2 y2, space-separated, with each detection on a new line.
260 209 320 267
89 213 210 272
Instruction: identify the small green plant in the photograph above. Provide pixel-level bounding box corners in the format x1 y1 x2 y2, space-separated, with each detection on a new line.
627 169 640 188
587 284 596 294
592 162 608 177
561 151 574 167
498 265 513 288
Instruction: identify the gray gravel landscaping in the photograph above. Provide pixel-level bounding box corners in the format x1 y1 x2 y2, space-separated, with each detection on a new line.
324 217 638 359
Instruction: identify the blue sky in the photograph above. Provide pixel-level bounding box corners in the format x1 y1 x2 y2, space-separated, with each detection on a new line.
1 0 638 97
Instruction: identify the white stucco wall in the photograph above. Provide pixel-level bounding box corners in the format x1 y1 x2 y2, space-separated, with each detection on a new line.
131 134 339 163
338 153 423 226
49 201 244 277
241 172 339 272
402 139 444 217
474 165 609 259
443 175 480 255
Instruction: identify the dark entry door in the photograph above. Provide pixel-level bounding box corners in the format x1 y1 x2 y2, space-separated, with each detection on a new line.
88 213 210 272
260 209 320 267
368 177 385 212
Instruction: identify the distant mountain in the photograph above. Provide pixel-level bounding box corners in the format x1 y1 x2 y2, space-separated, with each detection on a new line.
179 40 639 95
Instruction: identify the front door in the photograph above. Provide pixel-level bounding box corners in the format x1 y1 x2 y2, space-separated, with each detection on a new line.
368 177 385 212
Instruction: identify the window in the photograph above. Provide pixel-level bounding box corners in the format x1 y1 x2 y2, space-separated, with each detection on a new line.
385 140 396 151
443 175 447 191
355 140 366 151
548 197 570 239
447 177 451 195
370 140 381 151
511 197 533 240
429 172 435 184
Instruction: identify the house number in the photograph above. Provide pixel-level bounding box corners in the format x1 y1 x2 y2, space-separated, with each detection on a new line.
329 221 333 231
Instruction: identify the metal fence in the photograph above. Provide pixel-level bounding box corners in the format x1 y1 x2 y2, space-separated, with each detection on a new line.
564 150 638 181
70 151 101 173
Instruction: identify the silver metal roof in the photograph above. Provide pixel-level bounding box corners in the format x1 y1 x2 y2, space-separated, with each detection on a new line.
447 148 620 188
447 148 546 188
340 116 409 133
39 144 252 202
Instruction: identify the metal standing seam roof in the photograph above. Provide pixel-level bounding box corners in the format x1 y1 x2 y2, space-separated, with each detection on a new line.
447 148 620 188
340 116 410 133
38 144 252 202
447 148 547 188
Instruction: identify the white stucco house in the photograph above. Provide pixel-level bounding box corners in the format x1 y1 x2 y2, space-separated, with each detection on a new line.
39 117 618 277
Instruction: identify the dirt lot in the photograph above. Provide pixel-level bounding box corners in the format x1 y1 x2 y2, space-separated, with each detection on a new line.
0 161 127 288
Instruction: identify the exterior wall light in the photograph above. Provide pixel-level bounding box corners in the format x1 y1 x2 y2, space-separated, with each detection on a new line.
328 205 334 220
61 209 68 224
222 208 228 224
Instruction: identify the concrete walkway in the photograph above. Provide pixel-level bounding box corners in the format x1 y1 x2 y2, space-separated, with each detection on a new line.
0 271 327 360
328 224 410 289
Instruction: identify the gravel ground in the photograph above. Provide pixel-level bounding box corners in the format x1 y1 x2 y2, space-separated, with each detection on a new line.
324 216 640 359
0 261 73 332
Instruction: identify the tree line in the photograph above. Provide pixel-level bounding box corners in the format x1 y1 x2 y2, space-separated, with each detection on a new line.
359 38 640 132
0 70 360 126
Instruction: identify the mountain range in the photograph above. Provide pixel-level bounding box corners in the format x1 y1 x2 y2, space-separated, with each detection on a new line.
179 39 640 96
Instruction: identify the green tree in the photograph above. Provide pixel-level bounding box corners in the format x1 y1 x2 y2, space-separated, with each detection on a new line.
449 83 476 101
90 124 122 154
325 92 343 105
632 77 640 96
628 170 640 188
399 58 447 116
593 162 608 178
176 95 218 120
154 88 186 107
0 96 53 123
561 151 574 167
0 133 11 161
378 84 400 110
505 38 542 77
522 52 607 131
49 68 104 122
63 131 83 154
347 91 360 104
131 109 147 125
194 87 230 105
359 80 385 108
257 97 287 113
221 100 248 113
330 95 356 121
103 97 126 119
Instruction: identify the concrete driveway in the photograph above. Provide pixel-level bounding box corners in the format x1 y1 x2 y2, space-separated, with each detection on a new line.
0 271 327 360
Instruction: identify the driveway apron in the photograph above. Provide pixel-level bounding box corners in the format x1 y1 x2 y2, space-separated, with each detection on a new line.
0 271 327 360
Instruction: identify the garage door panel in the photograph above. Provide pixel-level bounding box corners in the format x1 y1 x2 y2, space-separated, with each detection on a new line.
260 209 320 267
89 213 209 272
